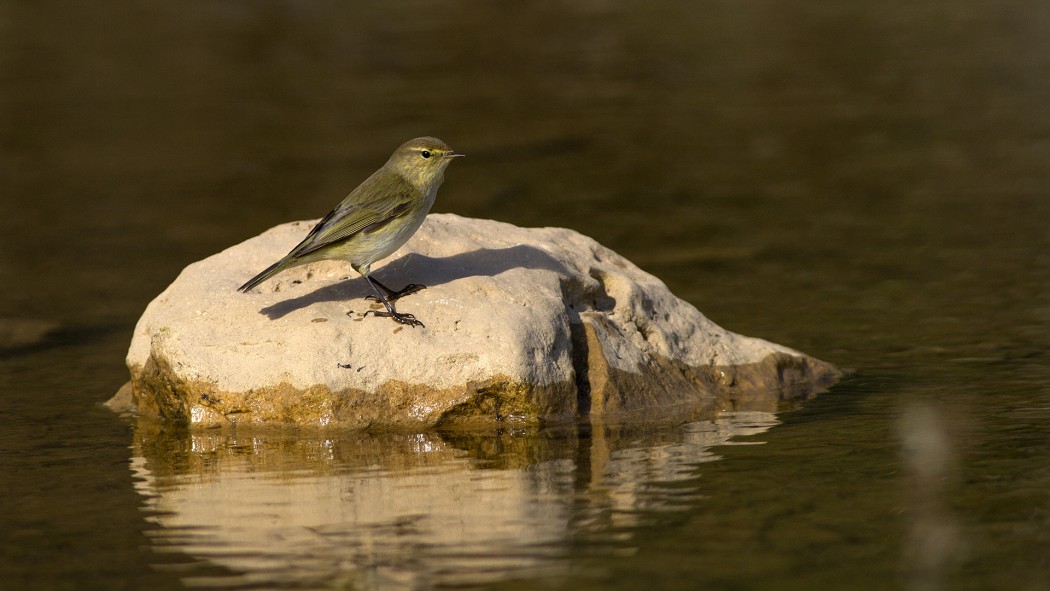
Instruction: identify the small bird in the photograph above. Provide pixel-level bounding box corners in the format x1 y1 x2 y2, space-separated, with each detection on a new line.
238 136 464 327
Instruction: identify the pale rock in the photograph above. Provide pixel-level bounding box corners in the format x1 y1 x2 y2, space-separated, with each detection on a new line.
122 214 839 428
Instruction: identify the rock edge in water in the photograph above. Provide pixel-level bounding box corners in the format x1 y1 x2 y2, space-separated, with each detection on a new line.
118 214 840 428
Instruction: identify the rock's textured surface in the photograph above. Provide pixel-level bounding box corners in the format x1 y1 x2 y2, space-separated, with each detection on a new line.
123 214 839 428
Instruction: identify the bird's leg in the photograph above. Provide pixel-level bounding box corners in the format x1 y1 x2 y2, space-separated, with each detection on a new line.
364 276 427 302
361 275 424 327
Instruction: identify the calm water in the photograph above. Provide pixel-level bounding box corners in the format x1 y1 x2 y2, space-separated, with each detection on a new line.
2 1 1049 590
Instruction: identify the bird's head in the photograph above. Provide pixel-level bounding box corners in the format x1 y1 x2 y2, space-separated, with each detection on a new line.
386 136 464 189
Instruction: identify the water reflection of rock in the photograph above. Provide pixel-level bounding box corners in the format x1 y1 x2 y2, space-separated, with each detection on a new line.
132 410 782 590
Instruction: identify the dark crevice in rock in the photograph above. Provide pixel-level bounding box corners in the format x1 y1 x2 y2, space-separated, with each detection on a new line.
568 318 591 417
559 270 614 419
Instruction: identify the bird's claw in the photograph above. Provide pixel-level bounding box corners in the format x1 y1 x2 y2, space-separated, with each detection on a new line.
364 309 425 328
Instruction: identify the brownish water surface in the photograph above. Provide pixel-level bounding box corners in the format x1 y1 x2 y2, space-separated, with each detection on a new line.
2 2 1049 590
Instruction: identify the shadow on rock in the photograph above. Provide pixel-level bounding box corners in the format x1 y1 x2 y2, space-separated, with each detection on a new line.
259 244 569 320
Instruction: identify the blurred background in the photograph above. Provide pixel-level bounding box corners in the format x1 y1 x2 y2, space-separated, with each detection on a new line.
1 1 1048 590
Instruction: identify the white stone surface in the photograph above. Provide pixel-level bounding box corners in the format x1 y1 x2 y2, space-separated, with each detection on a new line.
124 214 838 428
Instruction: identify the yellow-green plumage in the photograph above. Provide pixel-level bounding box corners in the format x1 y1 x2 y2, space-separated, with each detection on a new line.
238 136 463 326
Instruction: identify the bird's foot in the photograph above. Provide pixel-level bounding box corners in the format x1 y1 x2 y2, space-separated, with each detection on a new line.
365 283 426 303
364 309 425 328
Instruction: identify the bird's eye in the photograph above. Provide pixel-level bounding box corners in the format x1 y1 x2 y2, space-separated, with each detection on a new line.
420 150 431 159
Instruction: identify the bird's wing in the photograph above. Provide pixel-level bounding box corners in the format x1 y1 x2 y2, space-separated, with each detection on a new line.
286 173 416 260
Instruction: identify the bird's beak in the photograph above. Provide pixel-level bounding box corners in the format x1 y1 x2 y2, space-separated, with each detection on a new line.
447 151 465 158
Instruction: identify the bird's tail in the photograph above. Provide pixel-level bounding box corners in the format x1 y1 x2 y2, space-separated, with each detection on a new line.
238 257 293 292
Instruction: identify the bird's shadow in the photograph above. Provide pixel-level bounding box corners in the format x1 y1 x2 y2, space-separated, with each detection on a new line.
258 244 569 320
